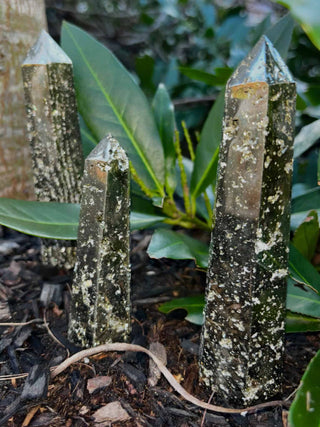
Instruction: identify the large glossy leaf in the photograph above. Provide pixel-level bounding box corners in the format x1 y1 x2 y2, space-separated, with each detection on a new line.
294 119 320 158
0 198 80 240
291 187 320 214
130 212 167 230
264 13 295 59
0 199 166 239
289 350 320 427
159 297 320 331
190 89 225 199
61 22 165 198
147 229 209 268
286 312 320 333
179 67 232 86
291 212 320 231
292 211 319 260
79 115 97 157
287 245 320 317
275 0 320 50
149 230 320 319
287 282 320 319
159 295 205 325
291 185 320 230
152 84 176 197
289 244 320 292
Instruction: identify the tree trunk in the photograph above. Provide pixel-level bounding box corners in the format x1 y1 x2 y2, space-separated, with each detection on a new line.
0 0 47 199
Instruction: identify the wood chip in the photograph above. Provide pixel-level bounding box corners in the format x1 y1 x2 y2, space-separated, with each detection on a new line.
87 376 112 394
92 401 130 424
148 342 167 386
0 241 19 255
0 301 10 321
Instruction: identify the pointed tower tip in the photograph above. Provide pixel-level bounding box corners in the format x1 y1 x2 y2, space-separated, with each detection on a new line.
86 135 128 166
22 30 72 66
228 35 294 87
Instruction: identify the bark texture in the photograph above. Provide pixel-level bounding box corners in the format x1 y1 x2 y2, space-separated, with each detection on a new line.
199 36 296 407
0 0 47 199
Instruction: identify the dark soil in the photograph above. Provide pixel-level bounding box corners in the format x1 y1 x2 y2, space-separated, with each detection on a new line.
0 227 319 426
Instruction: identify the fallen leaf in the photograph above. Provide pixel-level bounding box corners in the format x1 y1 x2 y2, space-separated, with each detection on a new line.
22 405 40 426
173 373 184 383
148 342 167 386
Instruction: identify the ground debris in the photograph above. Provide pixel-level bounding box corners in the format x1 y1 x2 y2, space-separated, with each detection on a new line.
92 401 131 424
0 228 319 426
87 375 112 394
148 342 167 386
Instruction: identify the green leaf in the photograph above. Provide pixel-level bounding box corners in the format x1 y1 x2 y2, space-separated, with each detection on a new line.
149 230 320 319
152 84 176 197
289 349 320 427
274 0 320 50
264 13 295 59
190 89 225 199
61 22 165 198
291 212 320 231
0 198 80 240
289 244 320 293
159 297 320 331
79 115 97 157
318 152 320 187
130 212 167 230
286 311 320 333
294 119 320 158
287 245 320 318
0 198 166 238
292 211 319 260
292 187 320 214
135 55 155 95
147 229 209 268
179 67 232 86
159 295 205 325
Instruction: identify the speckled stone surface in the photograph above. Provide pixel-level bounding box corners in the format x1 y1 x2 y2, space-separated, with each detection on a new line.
199 36 296 407
69 135 131 347
21 30 84 269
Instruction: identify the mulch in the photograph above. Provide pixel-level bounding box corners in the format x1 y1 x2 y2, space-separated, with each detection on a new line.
0 227 319 427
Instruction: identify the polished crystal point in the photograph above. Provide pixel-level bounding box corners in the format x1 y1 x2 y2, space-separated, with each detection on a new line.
69 135 131 347
23 30 71 65
199 36 296 406
228 36 294 87
22 31 84 269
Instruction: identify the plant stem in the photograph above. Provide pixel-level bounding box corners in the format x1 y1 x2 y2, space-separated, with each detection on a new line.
182 121 195 161
203 191 213 228
129 163 154 199
174 130 192 216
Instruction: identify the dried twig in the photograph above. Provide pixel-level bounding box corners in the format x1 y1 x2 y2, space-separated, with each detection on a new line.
0 373 28 381
43 309 67 350
50 343 288 414
0 319 43 327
